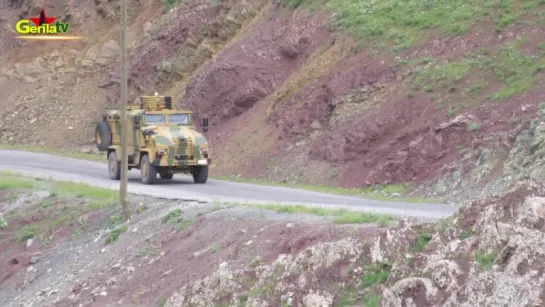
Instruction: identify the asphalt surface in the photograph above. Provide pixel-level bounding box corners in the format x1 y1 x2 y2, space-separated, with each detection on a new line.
0 150 459 220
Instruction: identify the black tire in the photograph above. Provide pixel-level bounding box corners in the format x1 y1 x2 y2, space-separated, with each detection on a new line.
95 121 112 151
140 155 157 184
108 151 121 180
160 171 174 180
192 165 208 184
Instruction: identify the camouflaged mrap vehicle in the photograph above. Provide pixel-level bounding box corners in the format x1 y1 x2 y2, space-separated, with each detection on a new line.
94 95 210 185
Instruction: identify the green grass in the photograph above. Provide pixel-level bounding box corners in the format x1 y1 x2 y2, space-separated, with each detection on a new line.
161 0 183 13
360 261 392 288
285 0 545 54
332 212 394 227
157 297 167 307
326 0 479 49
0 216 7 229
50 181 119 201
467 122 481 131
459 229 472 240
410 228 433 252
486 41 545 100
363 295 382 307
0 177 37 190
108 214 124 229
416 39 545 101
0 172 121 245
104 225 128 245
16 224 39 242
0 143 105 162
322 0 533 52
0 171 119 207
474 249 498 270
417 58 473 91
176 218 195 231
245 203 396 227
211 243 219 253
162 209 182 224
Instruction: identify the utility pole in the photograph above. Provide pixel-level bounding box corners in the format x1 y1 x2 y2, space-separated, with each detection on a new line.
119 0 130 221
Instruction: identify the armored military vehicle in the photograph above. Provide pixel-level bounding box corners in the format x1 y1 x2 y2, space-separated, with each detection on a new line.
94 94 211 184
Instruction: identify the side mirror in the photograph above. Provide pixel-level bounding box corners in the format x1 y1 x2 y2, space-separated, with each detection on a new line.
134 117 140 129
202 118 208 132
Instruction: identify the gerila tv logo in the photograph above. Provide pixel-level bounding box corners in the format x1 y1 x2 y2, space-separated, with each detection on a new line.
14 8 83 40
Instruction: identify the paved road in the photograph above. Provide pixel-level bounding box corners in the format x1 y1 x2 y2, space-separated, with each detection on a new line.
0 150 459 220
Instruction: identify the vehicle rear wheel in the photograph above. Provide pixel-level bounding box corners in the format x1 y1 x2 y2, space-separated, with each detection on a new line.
140 155 157 184
108 151 121 180
160 171 174 180
192 165 208 184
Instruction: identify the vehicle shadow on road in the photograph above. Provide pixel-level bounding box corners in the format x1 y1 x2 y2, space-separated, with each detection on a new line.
127 176 203 185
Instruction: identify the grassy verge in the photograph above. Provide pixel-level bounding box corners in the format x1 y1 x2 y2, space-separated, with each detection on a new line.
0 172 120 246
0 171 118 203
229 202 396 227
214 176 442 203
0 143 105 162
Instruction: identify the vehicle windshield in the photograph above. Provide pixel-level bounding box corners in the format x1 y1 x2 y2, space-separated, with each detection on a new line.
168 113 190 125
144 114 165 125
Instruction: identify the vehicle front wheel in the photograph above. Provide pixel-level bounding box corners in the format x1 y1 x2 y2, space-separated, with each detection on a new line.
192 165 208 184
140 155 157 184
108 151 121 180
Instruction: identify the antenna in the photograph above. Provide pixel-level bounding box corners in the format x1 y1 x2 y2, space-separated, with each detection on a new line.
39 9 46 26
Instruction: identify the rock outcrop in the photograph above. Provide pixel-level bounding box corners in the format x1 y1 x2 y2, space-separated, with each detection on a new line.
164 180 545 306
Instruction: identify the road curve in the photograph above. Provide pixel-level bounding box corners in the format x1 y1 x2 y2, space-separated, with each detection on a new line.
0 150 459 220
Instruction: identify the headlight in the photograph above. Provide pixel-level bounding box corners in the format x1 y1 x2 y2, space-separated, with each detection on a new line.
157 149 167 155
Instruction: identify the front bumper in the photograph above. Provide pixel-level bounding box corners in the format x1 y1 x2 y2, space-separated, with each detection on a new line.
152 156 212 167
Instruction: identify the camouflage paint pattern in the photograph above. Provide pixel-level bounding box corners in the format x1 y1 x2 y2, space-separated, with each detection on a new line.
101 100 209 171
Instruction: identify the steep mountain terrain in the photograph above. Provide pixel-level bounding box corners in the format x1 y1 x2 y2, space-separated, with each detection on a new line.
2 0 545 197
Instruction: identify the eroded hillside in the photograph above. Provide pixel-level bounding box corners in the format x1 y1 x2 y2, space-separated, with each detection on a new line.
2 154 545 307
2 0 545 197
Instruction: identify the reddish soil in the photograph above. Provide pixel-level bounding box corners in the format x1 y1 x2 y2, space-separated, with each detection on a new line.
253 13 545 188
0 226 35 286
0 195 110 289
58 213 381 306
180 6 333 127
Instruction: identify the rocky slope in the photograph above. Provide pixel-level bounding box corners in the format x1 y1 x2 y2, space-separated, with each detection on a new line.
0 173 385 307
2 0 545 196
162 179 545 307
3 162 545 307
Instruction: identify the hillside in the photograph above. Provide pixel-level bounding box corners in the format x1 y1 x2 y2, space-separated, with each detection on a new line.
2 0 545 198
2 160 545 307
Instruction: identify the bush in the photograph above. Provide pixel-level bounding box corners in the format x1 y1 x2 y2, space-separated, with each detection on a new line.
162 0 183 13
0 216 7 229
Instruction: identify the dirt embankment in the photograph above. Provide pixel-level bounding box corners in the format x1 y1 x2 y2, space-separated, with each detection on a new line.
1 173 387 307
2 0 545 195
2 171 545 306
146 179 545 307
